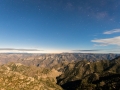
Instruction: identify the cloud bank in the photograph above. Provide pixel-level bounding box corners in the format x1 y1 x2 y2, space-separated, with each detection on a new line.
72 50 101 52
103 29 120 34
91 36 120 46
0 48 43 51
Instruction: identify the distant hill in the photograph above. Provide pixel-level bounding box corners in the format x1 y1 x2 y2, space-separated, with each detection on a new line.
0 53 119 67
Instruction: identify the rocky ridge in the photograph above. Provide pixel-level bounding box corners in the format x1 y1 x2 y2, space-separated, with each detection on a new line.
57 56 120 90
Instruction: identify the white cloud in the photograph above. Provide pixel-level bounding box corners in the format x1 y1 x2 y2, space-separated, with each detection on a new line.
103 29 120 34
91 36 120 46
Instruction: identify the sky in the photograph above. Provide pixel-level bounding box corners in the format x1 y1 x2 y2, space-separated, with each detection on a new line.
0 0 120 53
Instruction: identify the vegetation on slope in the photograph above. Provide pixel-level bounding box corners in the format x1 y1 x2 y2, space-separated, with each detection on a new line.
0 63 62 90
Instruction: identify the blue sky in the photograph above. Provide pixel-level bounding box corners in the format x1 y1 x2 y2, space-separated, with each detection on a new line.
0 0 120 53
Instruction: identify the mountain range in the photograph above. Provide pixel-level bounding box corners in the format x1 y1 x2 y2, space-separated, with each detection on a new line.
0 53 119 67
0 53 120 90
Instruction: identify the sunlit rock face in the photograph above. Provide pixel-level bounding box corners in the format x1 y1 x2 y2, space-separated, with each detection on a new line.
0 63 63 90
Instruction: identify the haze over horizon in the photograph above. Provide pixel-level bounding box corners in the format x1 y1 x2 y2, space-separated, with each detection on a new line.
0 0 120 53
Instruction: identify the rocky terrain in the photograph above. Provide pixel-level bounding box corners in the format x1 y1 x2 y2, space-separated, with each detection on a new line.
0 53 120 90
0 63 62 90
57 56 120 90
